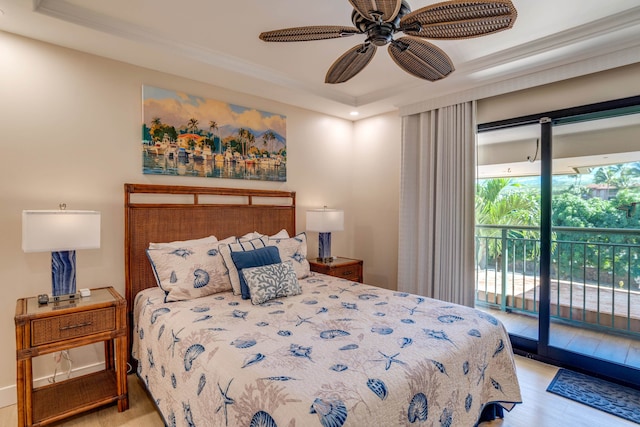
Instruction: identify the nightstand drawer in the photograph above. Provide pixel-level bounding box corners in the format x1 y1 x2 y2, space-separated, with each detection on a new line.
309 257 364 283
31 307 116 346
333 265 362 281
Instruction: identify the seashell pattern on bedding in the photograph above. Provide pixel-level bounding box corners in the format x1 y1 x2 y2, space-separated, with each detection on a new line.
133 272 521 426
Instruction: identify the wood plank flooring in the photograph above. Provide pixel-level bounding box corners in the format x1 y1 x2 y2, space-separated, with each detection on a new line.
1 356 637 426
489 308 640 368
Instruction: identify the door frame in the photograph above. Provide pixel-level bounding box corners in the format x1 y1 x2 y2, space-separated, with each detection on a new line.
477 95 640 389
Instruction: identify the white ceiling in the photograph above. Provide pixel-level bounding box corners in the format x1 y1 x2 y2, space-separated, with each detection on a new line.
1 0 640 120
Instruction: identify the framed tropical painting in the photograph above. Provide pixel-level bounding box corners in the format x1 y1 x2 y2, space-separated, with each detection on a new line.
142 85 286 181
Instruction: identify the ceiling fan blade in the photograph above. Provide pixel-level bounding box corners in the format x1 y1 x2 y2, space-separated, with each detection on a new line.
400 0 517 39
348 0 402 22
326 43 377 84
259 26 360 42
388 37 454 81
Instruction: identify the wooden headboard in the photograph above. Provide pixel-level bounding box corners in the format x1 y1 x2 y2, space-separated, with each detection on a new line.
124 183 296 359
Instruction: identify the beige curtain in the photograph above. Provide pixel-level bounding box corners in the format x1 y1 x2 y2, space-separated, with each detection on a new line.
398 101 476 307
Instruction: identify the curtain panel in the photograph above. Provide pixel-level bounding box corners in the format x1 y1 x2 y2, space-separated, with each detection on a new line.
398 101 476 307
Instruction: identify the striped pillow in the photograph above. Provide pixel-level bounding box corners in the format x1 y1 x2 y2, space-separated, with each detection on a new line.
220 237 268 295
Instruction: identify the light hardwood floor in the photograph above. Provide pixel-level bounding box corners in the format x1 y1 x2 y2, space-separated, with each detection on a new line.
489 308 640 368
0 356 636 426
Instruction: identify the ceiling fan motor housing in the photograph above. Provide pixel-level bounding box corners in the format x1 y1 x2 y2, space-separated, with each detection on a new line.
351 1 412 46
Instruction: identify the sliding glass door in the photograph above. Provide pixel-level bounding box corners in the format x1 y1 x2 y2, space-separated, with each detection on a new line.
476 122 541 347
476 96 640 387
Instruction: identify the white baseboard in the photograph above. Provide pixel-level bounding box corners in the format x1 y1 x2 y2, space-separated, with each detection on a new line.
0 361 105 409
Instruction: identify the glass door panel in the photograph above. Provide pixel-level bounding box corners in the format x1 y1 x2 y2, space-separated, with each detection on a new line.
548 109 640 368
476 123 541 342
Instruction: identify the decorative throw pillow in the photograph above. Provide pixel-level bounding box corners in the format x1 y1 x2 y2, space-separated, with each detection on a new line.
230 246 281 299
148 235 218 249
242 261 302 305
220 236 269 295
146 241 231 302
268 232 310 279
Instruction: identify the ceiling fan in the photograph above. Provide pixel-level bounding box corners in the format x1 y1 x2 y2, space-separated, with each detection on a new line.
259 0 517 84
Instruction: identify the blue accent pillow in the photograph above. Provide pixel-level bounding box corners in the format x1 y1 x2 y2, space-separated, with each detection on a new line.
230 246 281 299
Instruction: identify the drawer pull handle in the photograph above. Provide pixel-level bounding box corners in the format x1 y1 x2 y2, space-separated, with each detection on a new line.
342 270 353 275
60 322 92 331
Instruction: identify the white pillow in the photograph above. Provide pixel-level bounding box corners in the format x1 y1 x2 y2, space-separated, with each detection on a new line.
270 229 290 239
239 229 290 241
217 236 239 245
268 232 310 279
239 232 263 241
242 261 302 305
146 241 232 302
220 236 269 295
148 235 218 249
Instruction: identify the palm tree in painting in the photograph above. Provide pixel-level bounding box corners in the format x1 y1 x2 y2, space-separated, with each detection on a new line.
237 128 247 157
150 117 162 142
236 128 256 157
247 131 255 155
209 120 218 152
262 130 276 154
187 118 199 134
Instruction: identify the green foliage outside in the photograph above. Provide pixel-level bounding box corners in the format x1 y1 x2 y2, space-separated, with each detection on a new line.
476 162 640 289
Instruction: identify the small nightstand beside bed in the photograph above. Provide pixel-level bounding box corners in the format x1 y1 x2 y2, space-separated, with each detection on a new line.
125 184 522 427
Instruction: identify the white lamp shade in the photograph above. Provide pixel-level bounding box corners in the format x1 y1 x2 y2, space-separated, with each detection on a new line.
306 209 344 232
22 210 101 253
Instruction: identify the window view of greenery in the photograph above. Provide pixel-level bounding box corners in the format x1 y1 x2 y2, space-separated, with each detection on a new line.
476 162 640 294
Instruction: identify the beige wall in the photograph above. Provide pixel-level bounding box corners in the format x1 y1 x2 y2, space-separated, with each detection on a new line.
0 31 402 404
477 62 640 123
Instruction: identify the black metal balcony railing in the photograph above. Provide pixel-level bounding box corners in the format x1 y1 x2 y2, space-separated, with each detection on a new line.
475 225 640 336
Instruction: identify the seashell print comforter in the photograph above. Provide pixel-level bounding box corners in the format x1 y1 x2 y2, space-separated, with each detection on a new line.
133 273 522 427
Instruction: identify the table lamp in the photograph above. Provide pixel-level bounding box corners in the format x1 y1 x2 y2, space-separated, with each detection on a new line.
22 208 101 302
306 207 344 262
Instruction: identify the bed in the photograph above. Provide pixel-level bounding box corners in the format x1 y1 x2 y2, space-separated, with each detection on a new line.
125 184 522 427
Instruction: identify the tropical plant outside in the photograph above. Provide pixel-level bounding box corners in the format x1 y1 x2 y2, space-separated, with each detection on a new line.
476 162 640 289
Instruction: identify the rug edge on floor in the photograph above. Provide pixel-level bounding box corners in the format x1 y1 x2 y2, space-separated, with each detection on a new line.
546 368 640 425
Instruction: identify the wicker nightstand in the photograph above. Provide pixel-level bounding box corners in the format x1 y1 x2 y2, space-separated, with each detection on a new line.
309 256 363 283
14 286 128 426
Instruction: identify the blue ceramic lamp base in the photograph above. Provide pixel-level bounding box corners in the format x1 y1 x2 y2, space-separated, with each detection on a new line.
51 250 79 301
317 232 334 263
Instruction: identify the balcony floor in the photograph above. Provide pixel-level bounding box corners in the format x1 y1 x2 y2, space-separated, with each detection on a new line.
481 307 640 369
476 269 640 332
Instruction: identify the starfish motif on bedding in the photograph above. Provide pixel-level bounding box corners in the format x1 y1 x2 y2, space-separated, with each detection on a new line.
168 327 185 358
402 305 424 316
477 361 489 386
295 315 313 327
216 378 235 426
374 351 406 370
141 297 155 315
